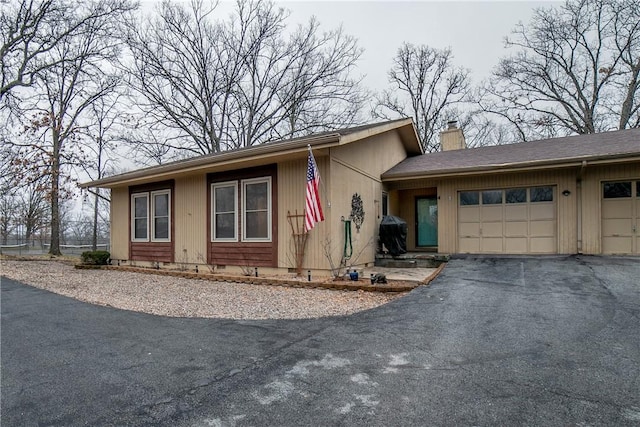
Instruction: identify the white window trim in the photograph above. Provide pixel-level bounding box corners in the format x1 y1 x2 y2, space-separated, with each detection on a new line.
211 181 238 242
131 193 150 242
241 176 272 242
150 190 171 242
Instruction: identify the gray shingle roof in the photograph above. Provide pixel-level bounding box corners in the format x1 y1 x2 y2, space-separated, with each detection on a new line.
382 128 640 180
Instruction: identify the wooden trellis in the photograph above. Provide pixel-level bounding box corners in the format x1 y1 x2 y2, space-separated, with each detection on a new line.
287 210 308 276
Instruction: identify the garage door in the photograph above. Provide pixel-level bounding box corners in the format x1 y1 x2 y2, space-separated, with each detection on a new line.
602 181 639 254
458 186 557 254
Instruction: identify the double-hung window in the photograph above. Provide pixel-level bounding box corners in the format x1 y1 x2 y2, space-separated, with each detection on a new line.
211 182 238 241
242 177 271 241
132 194 149 241
131 190 171 242
210 176 272 243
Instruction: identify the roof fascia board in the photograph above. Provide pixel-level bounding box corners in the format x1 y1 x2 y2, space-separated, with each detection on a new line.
339 118 414 145
382 154 640 182
339 118 422 155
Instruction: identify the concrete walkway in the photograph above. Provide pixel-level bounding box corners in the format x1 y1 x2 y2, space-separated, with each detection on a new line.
362 266 439 282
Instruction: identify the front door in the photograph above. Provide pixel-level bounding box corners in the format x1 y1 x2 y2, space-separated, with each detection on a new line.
416 197 438 247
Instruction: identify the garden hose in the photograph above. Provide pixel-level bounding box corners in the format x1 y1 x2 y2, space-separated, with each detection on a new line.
343 219 353 260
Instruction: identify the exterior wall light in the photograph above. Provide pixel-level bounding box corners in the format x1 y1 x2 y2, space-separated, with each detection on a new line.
562 190 571 196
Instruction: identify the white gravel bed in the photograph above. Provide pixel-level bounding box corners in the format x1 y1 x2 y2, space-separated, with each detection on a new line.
0 260 403 320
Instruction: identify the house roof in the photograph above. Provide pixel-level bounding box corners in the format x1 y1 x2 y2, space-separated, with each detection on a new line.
81 118 421 188
382 127 640 181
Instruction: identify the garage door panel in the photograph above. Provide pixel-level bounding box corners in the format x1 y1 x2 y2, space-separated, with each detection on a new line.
459 222 480 237
602 236 633 254
530 204 555 220
602 218 632 236
530 220 556 237
602 199 632 218
530 237 556 253
505 222 527 237
459 238 480 253
481 238 503 252
505 238 528 253
505 205 527 221
482 206 503 221
482 222 503 237
459 207 480 222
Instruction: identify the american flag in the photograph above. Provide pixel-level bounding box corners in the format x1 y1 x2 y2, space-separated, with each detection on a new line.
304 148 324 232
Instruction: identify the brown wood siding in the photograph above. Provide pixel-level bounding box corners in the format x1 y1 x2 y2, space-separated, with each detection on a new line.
207 165 278 267
129 180 175 263
209 242 276 267
130 242 173 262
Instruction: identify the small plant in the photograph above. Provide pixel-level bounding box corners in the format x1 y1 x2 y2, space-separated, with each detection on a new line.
81 250 111 265
239 264 255 276
195 251 215 273
178 249 189 271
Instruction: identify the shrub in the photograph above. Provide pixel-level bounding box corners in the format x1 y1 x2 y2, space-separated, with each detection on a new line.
81 250 111 265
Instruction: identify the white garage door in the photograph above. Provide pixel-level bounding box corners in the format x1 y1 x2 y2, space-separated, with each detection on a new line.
602 181 639 254
458 186 557 254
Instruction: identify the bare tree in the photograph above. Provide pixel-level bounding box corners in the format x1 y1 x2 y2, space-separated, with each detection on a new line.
372 43 470 152
8 0 135 255
121 112 189 166
480 0 640 141
80 92 122 250
0 188 17 244
18 180 49 241
0 0 134 104
125 0 365 156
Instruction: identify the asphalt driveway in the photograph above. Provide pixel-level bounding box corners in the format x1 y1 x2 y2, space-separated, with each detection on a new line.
2 256 639 426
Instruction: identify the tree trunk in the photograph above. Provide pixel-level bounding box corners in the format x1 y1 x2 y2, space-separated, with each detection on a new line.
49 132 61 256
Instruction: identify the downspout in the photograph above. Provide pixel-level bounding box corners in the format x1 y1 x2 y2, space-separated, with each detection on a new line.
576 160 587 254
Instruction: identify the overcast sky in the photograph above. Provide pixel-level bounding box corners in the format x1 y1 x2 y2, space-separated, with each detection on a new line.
250 1 558 92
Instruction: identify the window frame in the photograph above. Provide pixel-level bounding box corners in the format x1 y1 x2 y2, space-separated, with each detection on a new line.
241 176 272 242
131 193 150 242
603 181 632 199
150 189 171 242
211 181 239 242
459 191 480 206
481 190 503 205
530 186 554 203
381 191 389 217
505 188 527 204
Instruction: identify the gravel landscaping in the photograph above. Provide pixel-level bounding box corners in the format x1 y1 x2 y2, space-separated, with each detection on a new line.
0 260 404 320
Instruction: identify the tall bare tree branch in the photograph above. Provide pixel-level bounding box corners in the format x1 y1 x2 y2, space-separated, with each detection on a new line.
480 0 640 141
372 43 470 152
124 0 365 157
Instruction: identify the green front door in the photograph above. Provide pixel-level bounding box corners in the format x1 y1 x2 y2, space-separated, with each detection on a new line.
417 197 438 247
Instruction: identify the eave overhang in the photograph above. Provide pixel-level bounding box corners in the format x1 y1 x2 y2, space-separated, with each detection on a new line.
80 133 341 189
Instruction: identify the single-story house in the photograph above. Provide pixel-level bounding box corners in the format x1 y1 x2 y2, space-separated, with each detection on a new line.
81 118 640 274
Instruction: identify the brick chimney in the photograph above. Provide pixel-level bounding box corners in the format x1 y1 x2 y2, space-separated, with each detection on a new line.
440 120 466 151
